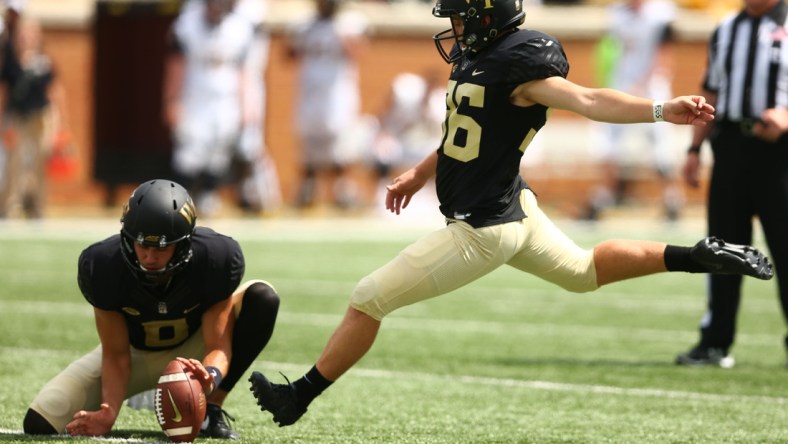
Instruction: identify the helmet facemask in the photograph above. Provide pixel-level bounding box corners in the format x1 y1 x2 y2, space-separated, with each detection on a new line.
120 232 194 286
432 0 526 64
432 16 467 64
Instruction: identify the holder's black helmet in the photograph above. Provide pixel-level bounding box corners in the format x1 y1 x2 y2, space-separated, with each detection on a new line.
432 0 525 63
120 179 197 283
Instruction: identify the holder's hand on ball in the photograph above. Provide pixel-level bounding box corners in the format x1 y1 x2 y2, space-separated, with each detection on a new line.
175 357 212 394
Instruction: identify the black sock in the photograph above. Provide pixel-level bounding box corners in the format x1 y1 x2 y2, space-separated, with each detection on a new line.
664 245 706 273
293 365 333 410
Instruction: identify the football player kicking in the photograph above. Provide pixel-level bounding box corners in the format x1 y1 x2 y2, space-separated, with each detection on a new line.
249 0 774 427
23 179 280 440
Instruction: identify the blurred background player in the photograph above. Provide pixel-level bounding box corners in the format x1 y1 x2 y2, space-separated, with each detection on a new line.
285 0 368 211
163 0 257 217
0 4 67 219
128 0 278 415
582 0 683 221
366 70 446 209
232 0 282 215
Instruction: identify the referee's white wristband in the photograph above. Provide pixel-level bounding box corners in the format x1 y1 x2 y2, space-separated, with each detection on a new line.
652 101 665 122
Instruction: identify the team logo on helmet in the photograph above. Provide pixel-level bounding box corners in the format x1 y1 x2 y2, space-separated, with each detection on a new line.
179 199 196 226
138 233 168 248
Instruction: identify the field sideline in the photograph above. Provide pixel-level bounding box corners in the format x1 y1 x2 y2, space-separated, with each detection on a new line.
1 213 786 443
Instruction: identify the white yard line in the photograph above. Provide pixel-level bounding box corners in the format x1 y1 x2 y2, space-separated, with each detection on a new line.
5 347 785 407
0 216 442 242
258 361 788 406
0 214 711 243
0 298 780 346
0 427 166 443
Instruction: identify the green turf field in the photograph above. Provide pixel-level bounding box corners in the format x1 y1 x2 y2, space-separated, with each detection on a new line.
0 216 786 443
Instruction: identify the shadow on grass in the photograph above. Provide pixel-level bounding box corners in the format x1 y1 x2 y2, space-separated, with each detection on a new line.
0 429 167 443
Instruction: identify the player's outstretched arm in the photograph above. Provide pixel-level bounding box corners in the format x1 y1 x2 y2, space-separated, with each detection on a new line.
513 77 714 126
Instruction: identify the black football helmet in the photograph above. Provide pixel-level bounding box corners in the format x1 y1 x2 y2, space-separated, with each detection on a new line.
432 0 526 63
120 179 197 284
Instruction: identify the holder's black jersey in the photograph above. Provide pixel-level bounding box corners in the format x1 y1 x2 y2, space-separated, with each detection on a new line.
77 227 244 351
436 28 569 228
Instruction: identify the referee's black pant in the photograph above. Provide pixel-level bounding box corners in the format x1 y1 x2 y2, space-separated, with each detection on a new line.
700 121 788 353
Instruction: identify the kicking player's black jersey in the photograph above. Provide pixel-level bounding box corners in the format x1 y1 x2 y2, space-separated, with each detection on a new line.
436 28 569 228
77 227 244 351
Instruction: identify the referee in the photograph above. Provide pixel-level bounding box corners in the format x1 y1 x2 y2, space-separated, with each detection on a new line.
677 0 788 368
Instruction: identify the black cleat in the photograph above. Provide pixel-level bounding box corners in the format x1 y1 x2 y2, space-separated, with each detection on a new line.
200 404 240 440
675 345 735 368
690 237 773 280
249 371 306 427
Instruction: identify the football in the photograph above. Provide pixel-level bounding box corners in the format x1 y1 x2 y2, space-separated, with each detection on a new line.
153 359 207 443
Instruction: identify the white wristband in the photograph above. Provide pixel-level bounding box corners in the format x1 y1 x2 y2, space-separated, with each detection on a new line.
652 101 665 122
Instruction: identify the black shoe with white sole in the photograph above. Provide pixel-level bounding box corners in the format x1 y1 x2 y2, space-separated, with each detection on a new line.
675 345 735 369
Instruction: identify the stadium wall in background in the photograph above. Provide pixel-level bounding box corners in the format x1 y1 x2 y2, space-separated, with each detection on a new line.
27 0 718 209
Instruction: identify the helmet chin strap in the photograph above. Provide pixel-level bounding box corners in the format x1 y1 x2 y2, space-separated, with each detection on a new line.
139 264 167 273
135 256 175 286
141 267 174 287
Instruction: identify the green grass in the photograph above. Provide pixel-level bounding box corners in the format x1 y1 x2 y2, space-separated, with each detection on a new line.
0 215 786 443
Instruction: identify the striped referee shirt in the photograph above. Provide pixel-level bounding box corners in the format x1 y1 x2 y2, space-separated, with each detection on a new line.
704 1 788 121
